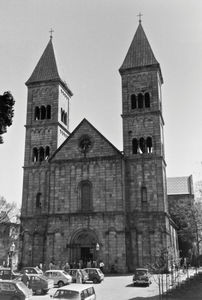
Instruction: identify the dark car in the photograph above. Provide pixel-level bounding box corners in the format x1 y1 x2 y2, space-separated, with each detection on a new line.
83 268 104 283
68 269 89 283
28 274 54 295
22 266 43 275
0 267 20 280
0 280 32 300
133 268 151 287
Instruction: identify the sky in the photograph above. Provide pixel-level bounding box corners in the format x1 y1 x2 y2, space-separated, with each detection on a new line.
0 0 202 207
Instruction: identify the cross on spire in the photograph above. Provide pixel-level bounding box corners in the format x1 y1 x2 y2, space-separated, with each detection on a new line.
137 12 143 23
49 28 54 40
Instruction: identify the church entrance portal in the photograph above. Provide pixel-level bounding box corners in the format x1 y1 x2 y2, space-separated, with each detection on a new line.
70 230 98 266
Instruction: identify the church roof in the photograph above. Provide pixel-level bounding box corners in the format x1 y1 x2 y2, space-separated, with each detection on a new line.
119 21 160 72
49 118 123 161
167 176 194 195
26 38 73 95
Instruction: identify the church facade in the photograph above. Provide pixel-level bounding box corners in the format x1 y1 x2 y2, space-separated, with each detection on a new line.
20 21 178 272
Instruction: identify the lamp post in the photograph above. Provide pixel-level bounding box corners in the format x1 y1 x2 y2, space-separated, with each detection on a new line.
9 242 15 275
96 243 100 264
29 246 32 266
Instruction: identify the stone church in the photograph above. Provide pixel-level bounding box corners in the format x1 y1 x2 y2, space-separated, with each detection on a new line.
20 21 178 272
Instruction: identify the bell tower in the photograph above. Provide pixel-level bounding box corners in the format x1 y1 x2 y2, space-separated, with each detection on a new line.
24 37 73 167
20 36 73 266
120 20 172 270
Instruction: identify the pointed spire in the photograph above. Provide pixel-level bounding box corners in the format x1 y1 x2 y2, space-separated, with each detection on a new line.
119 21 160 72
26 38 61 85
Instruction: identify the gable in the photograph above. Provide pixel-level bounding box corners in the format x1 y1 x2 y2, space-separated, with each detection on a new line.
50 119 122 161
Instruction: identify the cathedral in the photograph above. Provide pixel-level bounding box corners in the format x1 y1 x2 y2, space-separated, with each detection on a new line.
20 20 178 272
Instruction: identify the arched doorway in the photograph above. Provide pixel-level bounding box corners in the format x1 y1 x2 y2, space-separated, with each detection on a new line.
70 229 99 266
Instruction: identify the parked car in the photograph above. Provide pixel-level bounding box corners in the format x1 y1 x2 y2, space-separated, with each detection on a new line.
68 269 89 283
133 268 151 287
28 273 54 295
0 267 20 280
44 269 72 287
22 266 43 275
0 280 32 300
51 283 96 300
83 268 104 283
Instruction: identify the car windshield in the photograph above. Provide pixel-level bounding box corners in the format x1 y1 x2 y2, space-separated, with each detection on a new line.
81 270 87 275
97 269 103 275
136 270 147 276
16 281 30 293
62 271 69 275
36 275 47 280
54 289 79 299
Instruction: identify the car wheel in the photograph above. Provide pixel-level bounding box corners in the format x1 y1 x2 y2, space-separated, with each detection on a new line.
58 281 64 287
93 278 99 284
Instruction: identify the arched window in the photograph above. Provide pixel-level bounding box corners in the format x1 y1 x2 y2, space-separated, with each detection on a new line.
139 137 146 153
39 147 44 162
138 93 143 108
34 107 40 120
132 138 138 154
45 146 50 160
81 181 92 211
47 105 51 119
131 94 137 110
145 93 150 108
32 147 38 162
146 137 153 153
40 106 46 120
36 192 42 209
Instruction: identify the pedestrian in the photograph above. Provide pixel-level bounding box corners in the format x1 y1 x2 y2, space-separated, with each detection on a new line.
64 262 70 272
99 260 104 273
76 269 82 283
49 261 54 270
87 259 91 268
21 270 30 287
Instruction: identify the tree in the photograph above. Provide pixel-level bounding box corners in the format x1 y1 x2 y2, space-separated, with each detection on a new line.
0 91 15 144
169 199 202 265
0 196 20 224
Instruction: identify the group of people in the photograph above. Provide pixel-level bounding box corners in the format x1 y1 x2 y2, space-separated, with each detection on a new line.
48 259 105 273
62 259 105 272
20 258 105 287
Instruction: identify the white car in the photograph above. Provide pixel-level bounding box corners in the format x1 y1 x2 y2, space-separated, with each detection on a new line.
51 284 96 300
44 269 72 287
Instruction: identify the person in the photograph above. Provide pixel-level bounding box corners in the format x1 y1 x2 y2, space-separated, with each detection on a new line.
87 259 91 268
99 260 104 273
76 269 82 283
21 270 30 287
64 262 70 272
49 261 54 270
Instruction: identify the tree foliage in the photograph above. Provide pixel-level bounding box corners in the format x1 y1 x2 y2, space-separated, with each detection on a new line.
169 199 202 259
0 196 20 224
0 91 15 144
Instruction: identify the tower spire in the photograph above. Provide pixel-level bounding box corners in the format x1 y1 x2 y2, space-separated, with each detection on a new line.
137 12 143 23
49 28 54 40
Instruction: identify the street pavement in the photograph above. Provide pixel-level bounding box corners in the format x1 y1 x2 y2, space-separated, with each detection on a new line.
29 268 202 300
